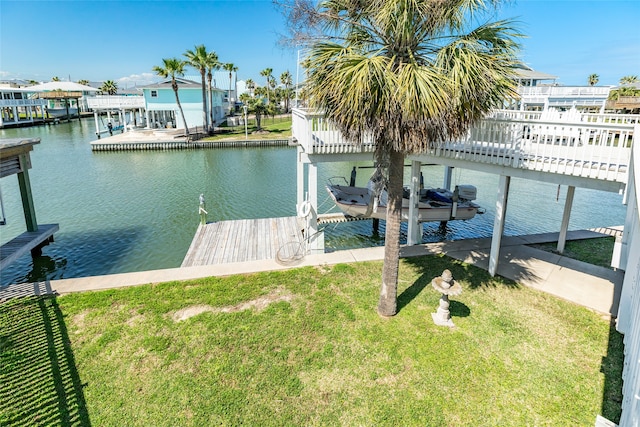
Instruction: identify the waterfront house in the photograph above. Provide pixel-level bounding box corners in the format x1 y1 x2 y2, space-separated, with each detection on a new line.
139 78 225 130
513 65 612 112
27 81 99 118
0 86 47 128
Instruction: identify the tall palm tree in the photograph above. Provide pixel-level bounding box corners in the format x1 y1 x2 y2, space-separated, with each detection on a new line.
184 44 212 130
152 58 190 137
223 63 238 115
260 68 273 103
280 71 293 112
206 51 220 131
100 80 118 95
289 0 521 316
620 75 639 85
588 73 599 86
245 78 255 97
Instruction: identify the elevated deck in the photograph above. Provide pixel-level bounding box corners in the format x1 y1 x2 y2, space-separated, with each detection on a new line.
182 217 306 267
0 224 59 270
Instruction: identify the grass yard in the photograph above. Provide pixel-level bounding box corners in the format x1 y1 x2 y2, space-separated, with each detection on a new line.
0 255 622 426
202 116 292 142
529 237 616 269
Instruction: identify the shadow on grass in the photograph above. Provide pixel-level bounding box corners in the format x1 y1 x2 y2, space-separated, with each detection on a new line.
398 254 520 314
601 319 624 423
0 296 91 426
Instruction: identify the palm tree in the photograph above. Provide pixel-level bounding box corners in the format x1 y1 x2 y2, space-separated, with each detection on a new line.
620 75 639 85
206 52 220 131
260 68 273 103
223 63 238 115
99 80 118 95
51 76 60 82
245 97 273 131
288 0 521 316
184 44 212 131
280 71 293 112
588 73 599 86
152 58 189 137
245 79 255 97
77 79 90 86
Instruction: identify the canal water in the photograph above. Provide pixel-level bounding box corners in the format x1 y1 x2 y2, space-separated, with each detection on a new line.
0 118 627 287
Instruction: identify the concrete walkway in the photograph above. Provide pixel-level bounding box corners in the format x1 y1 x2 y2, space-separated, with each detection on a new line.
0 228 624 316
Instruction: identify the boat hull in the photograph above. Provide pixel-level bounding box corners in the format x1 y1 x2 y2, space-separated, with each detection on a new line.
326 185 479 222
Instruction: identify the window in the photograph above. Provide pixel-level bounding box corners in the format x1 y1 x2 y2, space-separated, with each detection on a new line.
151 90 158 97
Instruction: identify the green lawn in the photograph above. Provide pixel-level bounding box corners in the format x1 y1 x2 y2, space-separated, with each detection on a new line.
0 255 622 426
202 116 292 142
529 237 616 269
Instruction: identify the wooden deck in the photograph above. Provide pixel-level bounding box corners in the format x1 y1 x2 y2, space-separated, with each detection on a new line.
181 216 307 267
0 224 59 270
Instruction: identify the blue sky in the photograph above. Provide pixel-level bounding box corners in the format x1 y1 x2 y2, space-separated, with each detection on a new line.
1 0 638 87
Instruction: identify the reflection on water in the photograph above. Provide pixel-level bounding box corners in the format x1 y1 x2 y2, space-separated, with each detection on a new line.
0 118 627 286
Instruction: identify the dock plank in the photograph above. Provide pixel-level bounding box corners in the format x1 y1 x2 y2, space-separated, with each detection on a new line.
182 216 308 267
0 224 59 270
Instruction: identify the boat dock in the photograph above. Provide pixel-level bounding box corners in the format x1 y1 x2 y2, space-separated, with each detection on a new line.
181 216 307 267
90 128 290 151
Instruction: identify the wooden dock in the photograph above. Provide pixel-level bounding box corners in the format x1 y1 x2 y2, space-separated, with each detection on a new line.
181 216 307 267
0 224 59 270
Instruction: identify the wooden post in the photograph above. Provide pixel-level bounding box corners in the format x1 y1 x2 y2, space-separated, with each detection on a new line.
17 153 38 232
350 166 357 186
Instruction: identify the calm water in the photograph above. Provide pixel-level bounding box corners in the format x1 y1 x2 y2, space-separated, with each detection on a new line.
0 118 627 286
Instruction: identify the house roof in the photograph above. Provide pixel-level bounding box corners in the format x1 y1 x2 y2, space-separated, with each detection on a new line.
139 77 224 91
27 81 99 92
514 67 558 81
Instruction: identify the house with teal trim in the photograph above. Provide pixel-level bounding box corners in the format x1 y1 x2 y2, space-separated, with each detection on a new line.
140 78 225 130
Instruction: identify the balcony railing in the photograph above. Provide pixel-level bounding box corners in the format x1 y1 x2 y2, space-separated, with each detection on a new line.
293 108 636 184
87 95 145 109
0 99 46 107
517 86 611 98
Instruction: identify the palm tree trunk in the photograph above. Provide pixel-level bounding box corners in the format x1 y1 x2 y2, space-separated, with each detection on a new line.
200 70 209 131
172 81 189 137
378 149 404 317
207 74 214 132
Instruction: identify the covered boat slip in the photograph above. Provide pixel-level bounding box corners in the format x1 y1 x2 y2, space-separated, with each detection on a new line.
293 108 639 275
182 216 307 267
0 138 59 272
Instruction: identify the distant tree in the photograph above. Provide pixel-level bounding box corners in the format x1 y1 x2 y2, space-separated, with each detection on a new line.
280 71 293 112
28 80 38 85
51 76 60 82
588 73 599 86
620 75 639 85
206 51 220 130
100 80 118 95
223 63 238 115
245 97 274 131
260 68 273 103
185 44 214 131
152 58 189 136
245 78 255 97
77 79 90 86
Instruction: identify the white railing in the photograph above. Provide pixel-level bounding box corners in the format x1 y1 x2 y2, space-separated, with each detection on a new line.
87 95 145 109
0 99 46 107
518 85 612 98
293 108 635 183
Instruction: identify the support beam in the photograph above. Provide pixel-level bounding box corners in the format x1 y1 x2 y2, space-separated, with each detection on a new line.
557 185 575 253
17 153 38 232
307 162 324 254
296 147 305 208
489 175 510 276
443 166 454 191
407 160 422 245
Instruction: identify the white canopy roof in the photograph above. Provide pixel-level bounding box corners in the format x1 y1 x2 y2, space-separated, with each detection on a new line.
28 81 99 92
